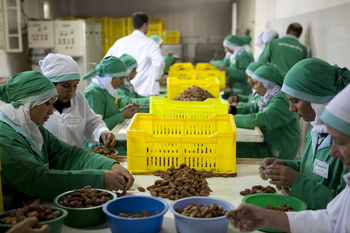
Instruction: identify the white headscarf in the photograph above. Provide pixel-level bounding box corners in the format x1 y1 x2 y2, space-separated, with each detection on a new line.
0 96 54 151
92 76 118 99
258 83 281 111
255 29 279 49
310 103 328 134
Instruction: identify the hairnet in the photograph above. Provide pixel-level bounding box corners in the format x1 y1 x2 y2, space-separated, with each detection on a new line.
223 35 244 50
119 54 138 70
252 65 284 86
255 29 279 49
246 61 264 77
150 35 163 45
83 56 127 80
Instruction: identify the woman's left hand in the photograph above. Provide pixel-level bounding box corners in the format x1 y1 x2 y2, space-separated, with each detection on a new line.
263 164 299 188
101 131 116 148
111 163 135 189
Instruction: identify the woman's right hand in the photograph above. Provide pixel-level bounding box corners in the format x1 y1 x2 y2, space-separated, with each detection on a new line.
6 217 50 233
122 106 137 119
259 158 285 180
103 170 127 191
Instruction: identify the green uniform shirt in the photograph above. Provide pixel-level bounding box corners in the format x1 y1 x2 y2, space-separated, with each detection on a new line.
163 56 175 74
235 93 300 159
211 55 231 68
284 126 349 210
0 121 115 210
237 92 261 105
258 35 307 75
116 84 149 109
226 49 254 96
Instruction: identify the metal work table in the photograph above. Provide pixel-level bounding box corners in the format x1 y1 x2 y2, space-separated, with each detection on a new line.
112 119 264 143
58 161 270 233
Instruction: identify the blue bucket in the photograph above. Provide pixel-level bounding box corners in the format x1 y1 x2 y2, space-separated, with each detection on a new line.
103 196 169 233
170 197 235 233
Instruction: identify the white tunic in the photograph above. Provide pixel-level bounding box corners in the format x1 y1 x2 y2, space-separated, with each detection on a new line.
43 90 109 148
287 172 350 233
104 30 165 96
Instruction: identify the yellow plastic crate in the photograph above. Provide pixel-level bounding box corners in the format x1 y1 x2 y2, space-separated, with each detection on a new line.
170 63 194 71
195 63 218 71
126 17 133 35
197 70 226 89
163 30 180 44
167 77 220 100
168 70 196 80
127 113 236 174
109 17 127 46
150 96 229 119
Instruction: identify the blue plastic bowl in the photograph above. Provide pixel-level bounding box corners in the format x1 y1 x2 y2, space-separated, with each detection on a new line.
102 196 169 233
170 197 235 233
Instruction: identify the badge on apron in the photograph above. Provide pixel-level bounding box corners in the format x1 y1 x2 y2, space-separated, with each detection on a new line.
313 159 329 179
68 116 80 124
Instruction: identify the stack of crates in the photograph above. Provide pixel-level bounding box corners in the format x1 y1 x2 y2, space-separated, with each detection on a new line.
146 17 164 37
163 30 180 44
126 17 133 35
86 17 110 56
108 17 127 48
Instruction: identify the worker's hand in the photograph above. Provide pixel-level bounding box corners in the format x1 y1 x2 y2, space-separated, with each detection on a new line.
219 66 226 71
166 51 173 57
174 55 181 61
226 204 268 232
264 164 298 188
228 95 239 105
259 158 285 180
226 76 229 84
6 217 51 233
122 106 137 119
110 163 134 189
123 103 139 110
158 77 167 84
100 131 116 148
103 170 126 191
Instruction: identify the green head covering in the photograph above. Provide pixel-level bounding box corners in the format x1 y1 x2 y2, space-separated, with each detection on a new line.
150 35 163 45
246 61 264 77
252 65 284 86
119 54 138 70
223 35 244 50
83 56 127 80
240 35 252 46
0 71 57 108
281 58 350 104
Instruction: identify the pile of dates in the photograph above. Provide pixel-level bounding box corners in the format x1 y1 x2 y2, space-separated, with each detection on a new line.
239 185 276 196
0 203 61 225
174 86 215 101
118 210 161 218
175 203 228 218
144 164 236 200
88 147 116 157
58 185 111 208
266 204 295 212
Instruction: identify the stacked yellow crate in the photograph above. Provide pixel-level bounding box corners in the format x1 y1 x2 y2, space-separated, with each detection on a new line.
163 30 180 44
87 17 110 56
146 17 164 37
108 18 127 47
126 17 133 35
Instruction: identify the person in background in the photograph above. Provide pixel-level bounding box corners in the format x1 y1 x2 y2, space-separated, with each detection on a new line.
104 12 165 96
226 83 350 233
83 56 137 154
258 23 307 74
40 53 116 150
255 29 279 61
228 61 263 106
0 71 134 210
230 65 300 160
116 54 149 109
259 58 350 210
219 35 254 97
149 35 180 75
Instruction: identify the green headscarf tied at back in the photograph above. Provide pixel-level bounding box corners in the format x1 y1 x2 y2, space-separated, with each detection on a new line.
150 35 163 45
0 71 57 108
83 56 127 80
240 35 252 46
281 58 350 104
252 64 285 86
119 54 138 70
246 61 264 77
223 35 244 50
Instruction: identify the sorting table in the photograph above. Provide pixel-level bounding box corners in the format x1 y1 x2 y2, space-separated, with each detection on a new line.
58 161 271 233
111 119 264 143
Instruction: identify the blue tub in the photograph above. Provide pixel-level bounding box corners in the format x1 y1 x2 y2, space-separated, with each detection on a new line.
103 196 169 233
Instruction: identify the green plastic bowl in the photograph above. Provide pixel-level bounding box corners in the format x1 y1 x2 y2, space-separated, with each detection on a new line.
53 189 116 227
242 194 307 233
0 207 68 233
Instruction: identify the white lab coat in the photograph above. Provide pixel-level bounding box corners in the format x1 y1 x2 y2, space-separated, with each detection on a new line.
43 90 109 148
104 30 165 96
287 172 350 233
